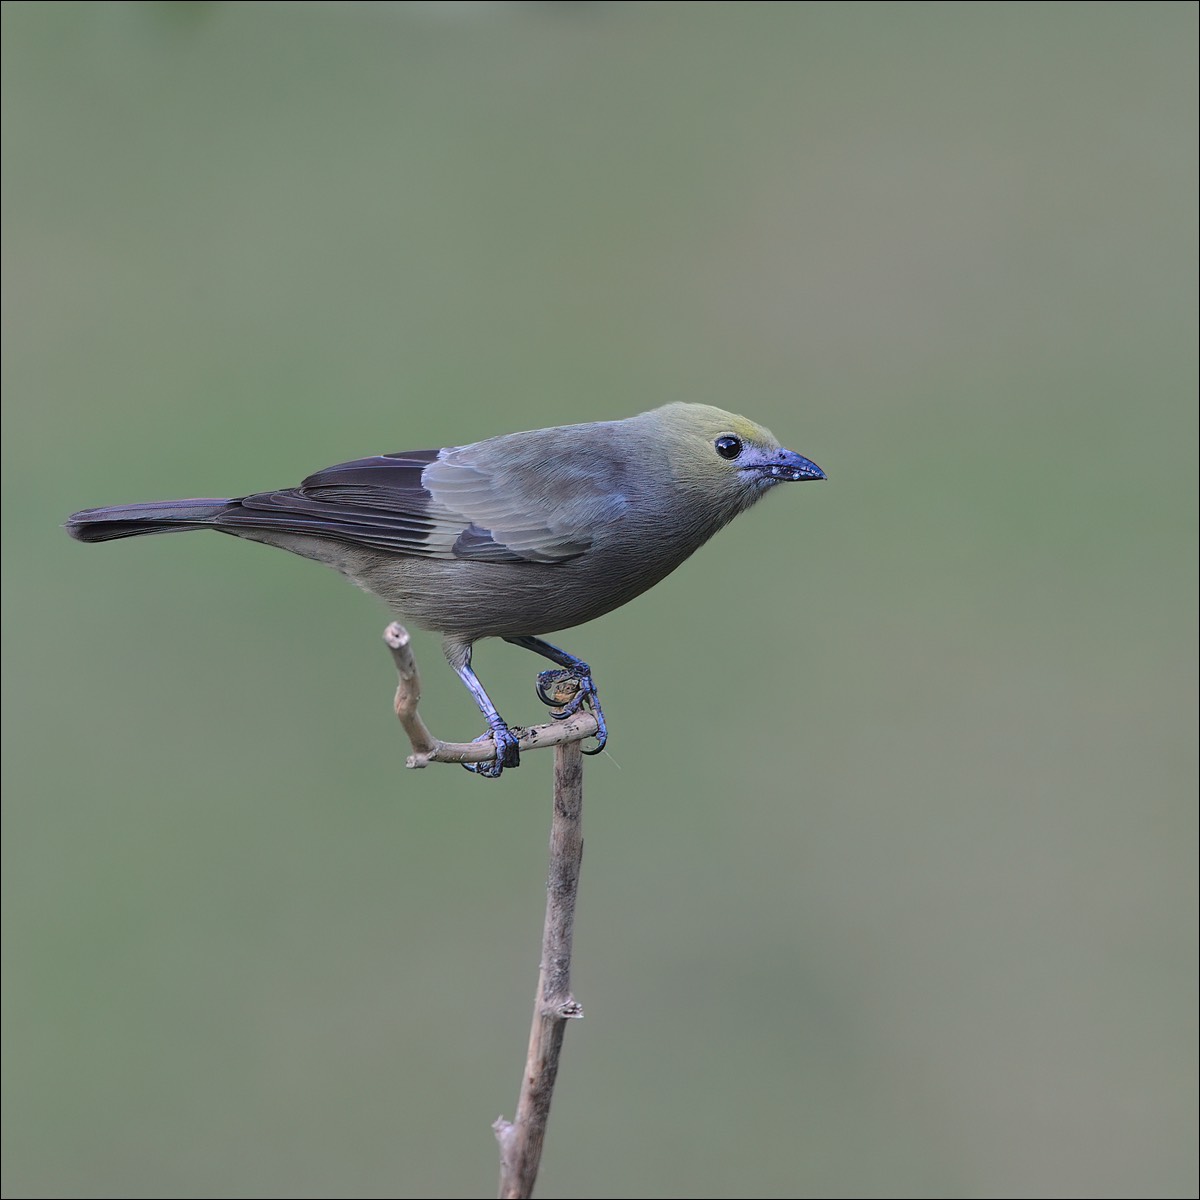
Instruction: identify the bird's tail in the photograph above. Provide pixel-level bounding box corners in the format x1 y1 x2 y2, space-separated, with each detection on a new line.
65 498 235 543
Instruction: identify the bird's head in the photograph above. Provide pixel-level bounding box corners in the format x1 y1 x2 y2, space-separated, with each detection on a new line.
642 403 825 516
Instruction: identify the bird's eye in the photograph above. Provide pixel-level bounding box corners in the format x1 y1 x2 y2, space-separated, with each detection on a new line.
714 435 743 460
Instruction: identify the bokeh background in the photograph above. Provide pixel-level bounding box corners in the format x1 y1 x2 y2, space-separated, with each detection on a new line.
3 3 1196 1197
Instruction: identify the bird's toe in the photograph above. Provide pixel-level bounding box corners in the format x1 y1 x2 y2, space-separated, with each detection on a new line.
461 724 520 778
495 724 521 769
535 667 607 755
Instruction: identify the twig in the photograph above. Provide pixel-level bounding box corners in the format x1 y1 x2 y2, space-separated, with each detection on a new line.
383 622 592 1199
384 622 598 767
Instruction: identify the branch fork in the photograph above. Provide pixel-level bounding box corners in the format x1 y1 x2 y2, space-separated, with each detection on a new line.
384 622 599 768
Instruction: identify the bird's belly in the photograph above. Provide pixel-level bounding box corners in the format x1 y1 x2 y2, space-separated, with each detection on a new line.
349 549 686 640
232 529 698 642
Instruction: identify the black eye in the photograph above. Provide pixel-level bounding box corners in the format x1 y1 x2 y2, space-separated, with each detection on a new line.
714 435 743 460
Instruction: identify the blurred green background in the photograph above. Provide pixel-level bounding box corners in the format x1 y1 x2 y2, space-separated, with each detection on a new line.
2 3 1196 1197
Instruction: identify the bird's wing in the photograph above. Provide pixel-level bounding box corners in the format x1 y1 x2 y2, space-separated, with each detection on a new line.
218 443 627 564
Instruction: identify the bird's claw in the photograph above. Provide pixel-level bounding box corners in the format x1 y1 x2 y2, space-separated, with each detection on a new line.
535 668 608 756
535 668 577 711
461 723 521 778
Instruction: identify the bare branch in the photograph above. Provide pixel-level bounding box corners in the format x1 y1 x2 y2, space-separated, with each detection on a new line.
382 623 591 1198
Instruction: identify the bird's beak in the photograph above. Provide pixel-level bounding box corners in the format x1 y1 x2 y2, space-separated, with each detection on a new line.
755 448 826 482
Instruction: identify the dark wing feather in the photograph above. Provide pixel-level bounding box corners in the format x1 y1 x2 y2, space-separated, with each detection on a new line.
298 450 440 491
212 450 442 555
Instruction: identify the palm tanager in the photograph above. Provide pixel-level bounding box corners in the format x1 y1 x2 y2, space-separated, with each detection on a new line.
66 402 825 777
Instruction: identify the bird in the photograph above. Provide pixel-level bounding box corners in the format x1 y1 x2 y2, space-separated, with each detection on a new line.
66 403 825 777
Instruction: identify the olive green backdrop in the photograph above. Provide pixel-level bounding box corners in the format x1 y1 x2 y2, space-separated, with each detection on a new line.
2 3 1196 1197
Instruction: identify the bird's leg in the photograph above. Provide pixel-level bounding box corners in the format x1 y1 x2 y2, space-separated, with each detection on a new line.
444 642 520 778
504 636 608 756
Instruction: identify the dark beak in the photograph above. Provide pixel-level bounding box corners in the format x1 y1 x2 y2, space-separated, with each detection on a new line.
761 448 826 482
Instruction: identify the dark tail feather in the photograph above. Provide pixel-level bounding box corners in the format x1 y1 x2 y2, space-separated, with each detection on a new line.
65 498 235 543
